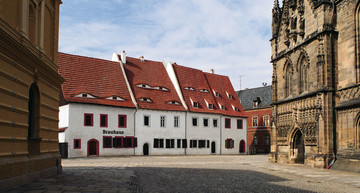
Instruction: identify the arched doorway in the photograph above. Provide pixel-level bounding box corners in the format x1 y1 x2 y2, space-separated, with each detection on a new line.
239 140 246 153
87 139 99 157
291 130 305 164
211 141 216 154
28 83 41 155
143 143 149 155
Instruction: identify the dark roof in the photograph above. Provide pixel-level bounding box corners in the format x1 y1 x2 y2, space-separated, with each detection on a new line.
236 86 272 110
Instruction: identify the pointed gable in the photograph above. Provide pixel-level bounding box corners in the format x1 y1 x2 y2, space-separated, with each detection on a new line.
58 52 135 108
122 56 186 111
172 64 220 114
204 72 247 117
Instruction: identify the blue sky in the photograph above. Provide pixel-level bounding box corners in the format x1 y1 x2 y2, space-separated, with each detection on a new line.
59 0 274 90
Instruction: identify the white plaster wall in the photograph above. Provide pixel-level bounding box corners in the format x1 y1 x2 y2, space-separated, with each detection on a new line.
65 103 136 158
135 109 186 155
186 112 221 155
59 105 69 129
221 116 248 154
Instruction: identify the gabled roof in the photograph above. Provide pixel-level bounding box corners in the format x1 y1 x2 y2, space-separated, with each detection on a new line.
172 64 221 114
58 52 135 108
204 72 247 117
121 56 186 111
236 85 272 110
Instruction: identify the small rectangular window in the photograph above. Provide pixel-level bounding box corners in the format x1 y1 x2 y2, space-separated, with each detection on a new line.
171 139 175 148
225 138 234 149
100 114 108 127
159 139 164 148
199 140 206 148
113 137 123 148
252 116 258 127
182 139 187 148
74 139 81 149
193 102 199 108
265 135 270 145
237 119 243 129
174 116 179 127
253 135 258 145
118 115 127 128
144 115 150 126
207 140 210 148
124 137 134 148
192 117 198 126
160 116 166 127
177 139 181 148
190 140 197 148
154 138 159 148
103 136 112 148
203 118 209 127
213 119 218 127
166 139 171 148
84 113 93 126
263 115 270 127
225 118 231 129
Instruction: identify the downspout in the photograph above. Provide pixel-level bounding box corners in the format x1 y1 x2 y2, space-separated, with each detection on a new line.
220 114 223 155
185 111 187 155
134 108 138 156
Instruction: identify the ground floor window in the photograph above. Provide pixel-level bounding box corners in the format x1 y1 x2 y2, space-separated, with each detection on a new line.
103 136 112 148
190 140 198 148
113 137 123 148
74 139 81 149
225 138 234 149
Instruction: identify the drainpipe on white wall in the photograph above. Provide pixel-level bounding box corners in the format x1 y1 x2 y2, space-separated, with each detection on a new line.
220 115 223 155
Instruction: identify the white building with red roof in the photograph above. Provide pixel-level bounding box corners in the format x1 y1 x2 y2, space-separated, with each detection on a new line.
58 52 137 158
58 51 247 157
112 52 188 155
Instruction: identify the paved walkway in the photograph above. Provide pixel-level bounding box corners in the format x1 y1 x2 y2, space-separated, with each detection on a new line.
4 155 360 193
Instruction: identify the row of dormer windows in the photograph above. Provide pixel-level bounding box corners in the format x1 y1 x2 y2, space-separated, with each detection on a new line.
136 84 169 91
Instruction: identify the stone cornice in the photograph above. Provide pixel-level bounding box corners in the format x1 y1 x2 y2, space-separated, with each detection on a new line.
272 88 333 106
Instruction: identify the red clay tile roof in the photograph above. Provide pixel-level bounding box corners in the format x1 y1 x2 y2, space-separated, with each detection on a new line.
172 64 221 114
204 72 247 117
121 56 186 111
58 52 135 108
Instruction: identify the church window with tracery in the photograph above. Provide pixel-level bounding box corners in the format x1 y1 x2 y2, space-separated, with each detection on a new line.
299 57 308 93
285 62 293 98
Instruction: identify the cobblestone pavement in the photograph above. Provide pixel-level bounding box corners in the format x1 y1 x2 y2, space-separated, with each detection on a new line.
4 155 360 193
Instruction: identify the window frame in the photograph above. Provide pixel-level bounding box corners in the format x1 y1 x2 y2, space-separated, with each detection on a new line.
192 117 198 127
100 114 108 127
225 118 231 129
103 136 112 148
118 114 127 128
203 118 209 127
160 116 166 128
174 116 179 128
225 138 234 149
252 116 258 127
144 115 150 126
263 115 270 127
213 119 218 127
84 113 93 126
237 119 243 129
113 136 124 148
74 139 81 149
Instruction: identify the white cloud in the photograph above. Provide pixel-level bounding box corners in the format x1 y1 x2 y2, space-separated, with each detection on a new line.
59 0 274 90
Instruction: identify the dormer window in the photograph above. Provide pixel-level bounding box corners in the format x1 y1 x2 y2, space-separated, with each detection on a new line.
105 96 125 101
226 92 233 99
218 103 226 110
139 98 152 102
136 84 151 89
184 87 195 91
232 105 239 111
193 102 199 108
253 101 258 107
167 101 181 105
208 104 214 109
74 93 95 98
214 92 220 97
199 89 209 93
253 97 261 108
155 86 169 91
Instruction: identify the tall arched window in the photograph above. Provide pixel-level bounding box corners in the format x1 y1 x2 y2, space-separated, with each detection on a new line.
28 2 37 44
285 62 293 98
299 57 309 93
28 83 41 155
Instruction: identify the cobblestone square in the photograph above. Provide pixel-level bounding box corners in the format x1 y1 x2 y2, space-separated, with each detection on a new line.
5 155 360 193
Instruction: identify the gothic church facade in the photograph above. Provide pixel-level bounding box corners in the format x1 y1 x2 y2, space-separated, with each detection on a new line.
270 0 360 168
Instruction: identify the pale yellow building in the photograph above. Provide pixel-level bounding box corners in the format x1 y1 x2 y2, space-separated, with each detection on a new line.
0 0 63 190
270 0 360 170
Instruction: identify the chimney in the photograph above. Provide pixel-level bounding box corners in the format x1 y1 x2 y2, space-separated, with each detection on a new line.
121 50 126 64
210 69 214 74
139 56 145 62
